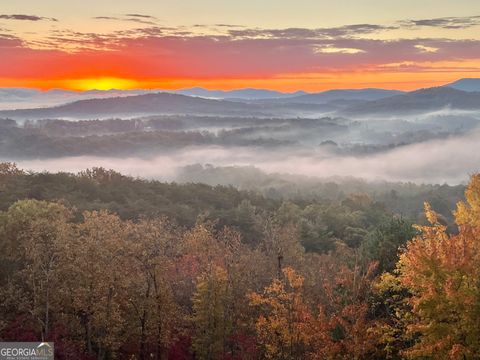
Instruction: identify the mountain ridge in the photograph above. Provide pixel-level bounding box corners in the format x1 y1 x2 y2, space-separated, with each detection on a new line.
2 80 480 119
343 87 480 116
445 78 480 92
271 88 404 104
0 92 264 120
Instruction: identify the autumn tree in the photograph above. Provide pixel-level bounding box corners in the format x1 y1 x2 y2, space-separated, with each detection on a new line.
259 217 304 278
186 223 261 358
249 267 311 360
371 272 415 359
192 265 232 360
0 200 72 340
0 162 24 179
394 174 480 359
124 217 179 360
304 247 379 360
61 210 129 359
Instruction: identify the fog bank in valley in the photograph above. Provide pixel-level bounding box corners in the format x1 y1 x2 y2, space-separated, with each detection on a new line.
12 130 480 185
2 86 480 186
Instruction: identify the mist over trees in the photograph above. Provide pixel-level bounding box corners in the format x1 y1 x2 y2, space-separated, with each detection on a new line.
3 79 480 186
2 108 480 184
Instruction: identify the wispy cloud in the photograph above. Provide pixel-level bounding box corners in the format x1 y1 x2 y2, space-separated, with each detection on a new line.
93 14 158 25
228 24 397 39
400 15 480 29
124 14 156 19
0 14 57 22
93 16 118 20
214 24 246 28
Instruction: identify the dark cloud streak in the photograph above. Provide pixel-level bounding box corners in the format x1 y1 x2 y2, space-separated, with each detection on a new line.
93 14 157 25
228 24 397 39
0 14 57 22
124 14 156 19
401 15 480 29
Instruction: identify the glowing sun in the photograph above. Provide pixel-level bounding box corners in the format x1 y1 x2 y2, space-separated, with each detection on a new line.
67 77 139 91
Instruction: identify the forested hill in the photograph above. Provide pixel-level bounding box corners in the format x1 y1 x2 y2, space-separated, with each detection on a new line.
0 92 259 120
0 164 275 229
2 162 478 359
0 163 463 231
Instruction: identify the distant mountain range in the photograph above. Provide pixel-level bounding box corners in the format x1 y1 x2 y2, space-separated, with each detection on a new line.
271 88 404 104
0 78 479 119
0 87 307 110
0 87 403 106
0 86 412 113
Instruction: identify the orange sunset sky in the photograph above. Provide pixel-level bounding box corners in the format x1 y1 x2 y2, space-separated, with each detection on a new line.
1 0 480 91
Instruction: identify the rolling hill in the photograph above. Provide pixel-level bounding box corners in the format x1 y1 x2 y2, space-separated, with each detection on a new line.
175 87 307 100
342 87 480 116
0 92 264 120
445 78 480 92
278 88 404 104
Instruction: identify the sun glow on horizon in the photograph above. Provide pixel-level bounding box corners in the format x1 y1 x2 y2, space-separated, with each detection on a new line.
2 62 480 93
66 77 139 91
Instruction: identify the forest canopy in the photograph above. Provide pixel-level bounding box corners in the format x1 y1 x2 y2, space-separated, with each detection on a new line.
1 162 479 359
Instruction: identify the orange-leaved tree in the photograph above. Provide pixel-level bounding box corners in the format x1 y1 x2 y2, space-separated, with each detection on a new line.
249 267 312 360
396 174 480 359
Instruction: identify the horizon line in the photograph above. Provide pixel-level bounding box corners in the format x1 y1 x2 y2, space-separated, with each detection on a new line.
0 77 475 94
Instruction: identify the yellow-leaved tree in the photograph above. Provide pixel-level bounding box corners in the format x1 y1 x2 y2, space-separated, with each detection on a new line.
395 174 480 359
249 267 311 360
192 265 232 360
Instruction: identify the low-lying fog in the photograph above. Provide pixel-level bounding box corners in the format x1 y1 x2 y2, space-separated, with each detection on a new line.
12 128 480 184
2 102 479 185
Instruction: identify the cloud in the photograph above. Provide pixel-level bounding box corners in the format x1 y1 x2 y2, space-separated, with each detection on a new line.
123 17 157 25
93 16 118 20
0 14 57 22
124 14 156 19
0 33 24 47
214 24 246 28
228 24 396 39
93 15 157 25
2 27 480 81
415 44 439 53
1 15 480 86
400 15 480 29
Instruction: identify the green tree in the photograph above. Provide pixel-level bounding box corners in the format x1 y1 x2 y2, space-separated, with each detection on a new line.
361 217 417 273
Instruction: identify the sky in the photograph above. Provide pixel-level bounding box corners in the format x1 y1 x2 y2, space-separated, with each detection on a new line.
1 0 480 91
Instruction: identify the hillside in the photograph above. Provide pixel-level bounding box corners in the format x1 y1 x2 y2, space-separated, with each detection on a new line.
280 88 403 104
343 87 480 115
445 78 480 92
0 92 262 120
